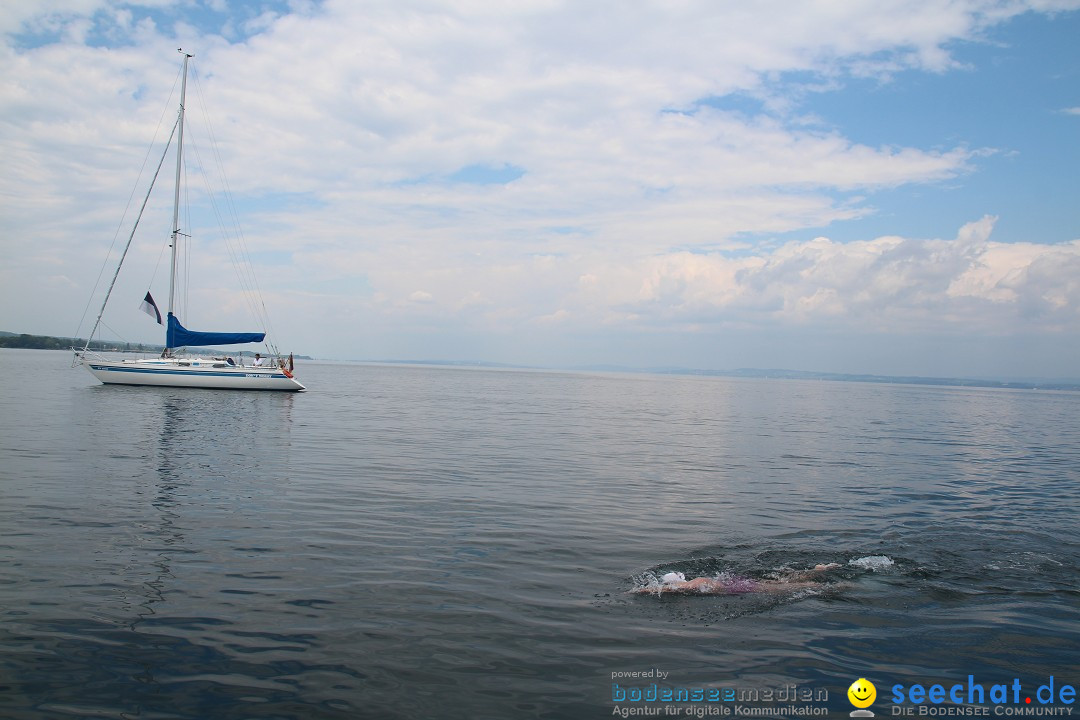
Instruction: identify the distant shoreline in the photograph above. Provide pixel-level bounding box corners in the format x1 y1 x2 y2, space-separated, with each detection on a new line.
582 365 1080 392
358 359 1080 392
0 332 312 360
4 331 1076 392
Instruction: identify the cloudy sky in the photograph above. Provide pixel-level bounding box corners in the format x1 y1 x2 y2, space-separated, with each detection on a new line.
2 1 1079 378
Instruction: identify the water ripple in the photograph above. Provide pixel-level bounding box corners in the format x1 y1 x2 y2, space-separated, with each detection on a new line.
1 351 1078 718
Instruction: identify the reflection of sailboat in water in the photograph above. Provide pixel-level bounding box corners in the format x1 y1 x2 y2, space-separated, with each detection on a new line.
117 397 191 693
74 50 304 391
126 396 202 629
153 390 296 482
130 460 183 629
122 390 296 689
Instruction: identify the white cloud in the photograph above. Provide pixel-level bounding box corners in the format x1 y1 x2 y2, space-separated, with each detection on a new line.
408 290 433 304
601 216 1080 334
305 216 1080 343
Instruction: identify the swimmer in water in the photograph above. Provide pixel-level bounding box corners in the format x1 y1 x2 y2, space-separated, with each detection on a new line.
632 563 841 595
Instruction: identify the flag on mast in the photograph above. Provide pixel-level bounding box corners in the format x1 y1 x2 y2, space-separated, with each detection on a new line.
139 291 163 325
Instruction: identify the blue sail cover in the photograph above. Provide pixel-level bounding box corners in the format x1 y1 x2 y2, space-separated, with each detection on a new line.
167 313 265 348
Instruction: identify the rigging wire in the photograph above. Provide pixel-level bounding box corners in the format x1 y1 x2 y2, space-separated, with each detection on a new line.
74 64 185 342
81 120 179 352
183 63 283 355
191 66 273 326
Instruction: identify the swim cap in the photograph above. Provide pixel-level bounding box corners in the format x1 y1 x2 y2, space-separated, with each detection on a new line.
661 572 686 584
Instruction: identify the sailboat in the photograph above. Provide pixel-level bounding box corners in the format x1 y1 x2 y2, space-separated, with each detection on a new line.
74 51 304 391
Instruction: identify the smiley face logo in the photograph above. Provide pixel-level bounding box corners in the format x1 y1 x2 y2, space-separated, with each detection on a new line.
847 678 877 709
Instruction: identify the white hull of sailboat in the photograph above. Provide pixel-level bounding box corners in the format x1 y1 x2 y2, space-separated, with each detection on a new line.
80 357 305 391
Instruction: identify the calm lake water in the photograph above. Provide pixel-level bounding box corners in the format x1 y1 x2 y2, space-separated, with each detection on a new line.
2 348 1078 719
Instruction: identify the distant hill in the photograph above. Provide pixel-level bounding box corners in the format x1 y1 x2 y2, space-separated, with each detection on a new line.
648 366 1080 392
0 331 311 359
0 332 136 352
382 360 1079 392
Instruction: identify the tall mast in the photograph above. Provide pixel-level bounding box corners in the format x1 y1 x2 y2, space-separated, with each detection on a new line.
167 50 192 325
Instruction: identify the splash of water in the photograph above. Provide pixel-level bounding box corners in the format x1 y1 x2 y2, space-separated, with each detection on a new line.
849 555 895 571
631 570 760 595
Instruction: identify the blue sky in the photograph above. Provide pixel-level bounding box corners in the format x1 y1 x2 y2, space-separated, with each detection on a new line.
789 11 1080 246
2 1 1079 378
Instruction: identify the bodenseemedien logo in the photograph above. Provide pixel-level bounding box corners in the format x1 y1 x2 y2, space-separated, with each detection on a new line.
848 678 877 717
